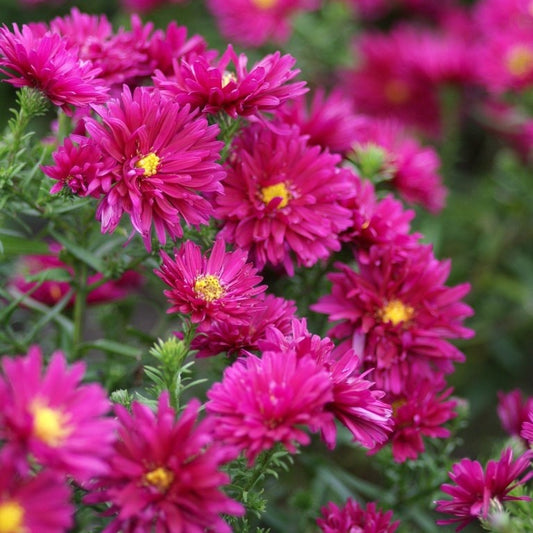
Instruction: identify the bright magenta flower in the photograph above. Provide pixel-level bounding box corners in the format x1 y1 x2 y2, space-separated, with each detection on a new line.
435 448 533 531
84 86 224 249
0 459 73 533
85 393 243 533
312 243 474 395
317 499 400 533
521 411 533 445
0 23 108 112
154 44 307 119
206 0 320 47
497 389 533 440
206 350 333 464
0 346 117 483
156 238 266 325
215 123 354 275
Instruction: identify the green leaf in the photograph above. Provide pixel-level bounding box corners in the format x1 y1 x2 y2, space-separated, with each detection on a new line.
78 339 143 359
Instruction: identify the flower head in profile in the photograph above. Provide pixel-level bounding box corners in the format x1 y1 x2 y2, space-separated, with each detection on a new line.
154 44 307 119
0 458 73 533
317 498 400 533
435 448 533 531
84 86 224 249
497 389 533 441
85 393 243 533
156 238 266 325
206 350 333 464
0 346 117 483
0 23 108 112
215 123 354 275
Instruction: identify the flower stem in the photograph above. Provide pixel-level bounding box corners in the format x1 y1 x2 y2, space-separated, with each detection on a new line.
72 261 89 359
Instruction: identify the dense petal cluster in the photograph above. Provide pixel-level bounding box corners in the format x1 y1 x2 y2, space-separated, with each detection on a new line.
85 393 243 532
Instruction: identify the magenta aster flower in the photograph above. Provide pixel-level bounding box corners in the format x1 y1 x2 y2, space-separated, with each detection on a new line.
84 86 224 249
215 123 354 275
154 44 307 119
317 499 400 533
206 350 333 464
0 458 73 533
312 242 474 394
521 411 533 445
497 389 533 440
156 237 266 325
85 393 243 533
0 346 117 483
435 448 533 531
0 23 108 112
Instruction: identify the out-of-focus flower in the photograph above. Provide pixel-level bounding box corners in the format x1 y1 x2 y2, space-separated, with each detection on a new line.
497 389 533 440
0 23 108 112
85 393 243 532
156 238 266 325
120 0 186 12
154 44 307 119
520 410 533 445
0 346 117 483
435 448 533 531
215 123 354 275
317 498 400 533
84 86 224 249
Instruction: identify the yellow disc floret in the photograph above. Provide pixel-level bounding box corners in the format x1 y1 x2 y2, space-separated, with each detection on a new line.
144 466 175 493
383 79 411 105
506 45 533 77
0 501 24 533
194 274 225 302
136 152 160 177
261 182 290 209
31 401 71 447
378 299 415 326
251 0 278 8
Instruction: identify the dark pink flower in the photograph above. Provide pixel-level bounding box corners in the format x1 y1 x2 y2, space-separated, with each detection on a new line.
0 458 73 533
317 498 400 533
120 0 186 12
435 448 533 531
206 350 333 464
85 393 243 533
154 45 307 119
521 410 533 445
497 389 533 440
215 123 354 275
0 346 117 483
84 86 224 249
0 23 108 112
156 238 266 325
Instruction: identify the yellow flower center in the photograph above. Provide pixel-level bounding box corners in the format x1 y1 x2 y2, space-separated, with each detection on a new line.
194 274 225 302
0 501 24 533
144 466 175 492
378 299 414 326
136 152 160 177
221 71 237 88
31 401 71 447
506 45 533 77
383 79 411 105
251 0 278 9
261 183 290 209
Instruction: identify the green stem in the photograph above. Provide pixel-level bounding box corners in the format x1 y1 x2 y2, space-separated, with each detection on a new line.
72 262 89 359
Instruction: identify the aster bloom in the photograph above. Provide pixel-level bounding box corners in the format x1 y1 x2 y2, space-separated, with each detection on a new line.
206 0 320 47
317 499 400 533
312 242 474 394
0 23 108 112
85 393 243 533
435 448 533 531
156 238 266 325
206 349 334 464
191 293 297 358
0 459 73 533
215 123 354 275
154 44 307 119
84 86 224 249
521 411 533 445
497 389 533 440
0 346 117 483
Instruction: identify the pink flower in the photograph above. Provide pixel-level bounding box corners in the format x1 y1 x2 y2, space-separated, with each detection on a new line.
0 23 108 112
0 458 73 533
521 411 533 445
156 238 266 325
191 293 297 358
84 86 224 249
206 0 320 47
0 346 117 483
154 45 307 119
85 393 243 533
206 350 333 464
312 243 474 395
215 123 354 275
497 389 533 440
120 0 186 12
317 499 400 533
435 448 533 531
